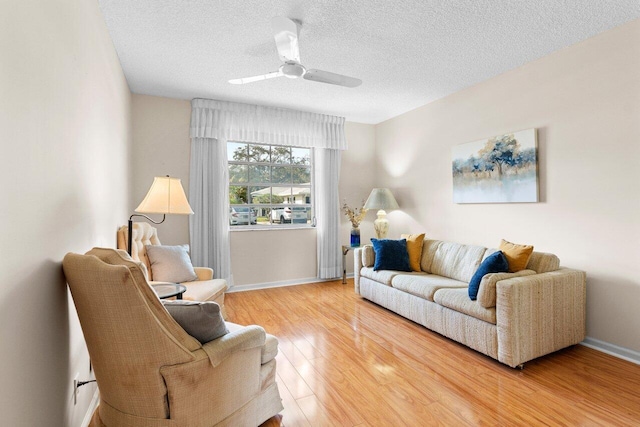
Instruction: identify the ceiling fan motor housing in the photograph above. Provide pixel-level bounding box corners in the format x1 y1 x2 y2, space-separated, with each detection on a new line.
280 61 306 78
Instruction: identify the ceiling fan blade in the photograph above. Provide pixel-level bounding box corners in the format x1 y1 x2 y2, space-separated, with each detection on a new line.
228 71 283 85
303 69 362 88
271 16 300 63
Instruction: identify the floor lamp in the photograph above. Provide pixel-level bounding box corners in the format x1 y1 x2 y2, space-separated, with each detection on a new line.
127 175 193 255
363 188 399 239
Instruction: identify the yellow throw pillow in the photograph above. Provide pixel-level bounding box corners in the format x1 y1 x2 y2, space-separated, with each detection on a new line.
401 233 426 272
499 239 534 272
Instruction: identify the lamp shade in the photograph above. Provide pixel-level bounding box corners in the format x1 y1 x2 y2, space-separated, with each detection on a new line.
135 176 194 215
363 188 399 211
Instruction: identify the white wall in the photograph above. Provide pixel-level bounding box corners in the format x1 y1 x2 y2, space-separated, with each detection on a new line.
340 122 377 275
0 0 131 425
131 95 191 245
374 20 640 354
131 95 376 285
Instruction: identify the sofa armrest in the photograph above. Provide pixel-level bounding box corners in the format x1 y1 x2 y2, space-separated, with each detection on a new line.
160 326 265 424
477 269 536 308
354 245 374 294
361 244 375 268
496 268 586 367
194 266 214 281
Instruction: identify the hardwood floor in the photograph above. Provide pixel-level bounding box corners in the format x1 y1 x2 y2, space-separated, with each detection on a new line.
226 279 640 426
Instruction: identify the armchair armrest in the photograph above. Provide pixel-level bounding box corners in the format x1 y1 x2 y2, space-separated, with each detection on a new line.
194 266 213 281
201 325 265 367
496 268 586 367
160 325 267 424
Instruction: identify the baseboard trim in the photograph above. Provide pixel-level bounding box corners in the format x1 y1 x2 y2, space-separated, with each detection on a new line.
581 337 640 365
227 277 336 293
81 389 100 427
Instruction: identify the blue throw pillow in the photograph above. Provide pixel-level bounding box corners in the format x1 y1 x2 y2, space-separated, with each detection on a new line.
371 238 411 272
468 251 509 300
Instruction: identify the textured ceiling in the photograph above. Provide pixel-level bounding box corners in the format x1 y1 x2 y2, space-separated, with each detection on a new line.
98 0 640 124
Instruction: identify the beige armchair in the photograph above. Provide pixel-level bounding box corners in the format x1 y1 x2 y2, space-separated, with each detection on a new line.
62 247 283 426
117 223 228 317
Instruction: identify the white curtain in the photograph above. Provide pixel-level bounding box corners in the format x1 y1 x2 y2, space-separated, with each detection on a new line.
189 98 347 282
314 148 342 278
189 137 232 282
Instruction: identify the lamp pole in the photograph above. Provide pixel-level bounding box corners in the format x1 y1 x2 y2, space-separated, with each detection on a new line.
127 214 166 256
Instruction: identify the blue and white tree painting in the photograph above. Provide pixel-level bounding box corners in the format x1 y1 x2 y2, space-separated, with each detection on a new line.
452 129 538 203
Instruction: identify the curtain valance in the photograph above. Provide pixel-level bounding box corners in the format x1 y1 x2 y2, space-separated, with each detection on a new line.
190 98 347 150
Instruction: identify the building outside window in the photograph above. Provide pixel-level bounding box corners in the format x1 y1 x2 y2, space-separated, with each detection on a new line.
227 141 313 227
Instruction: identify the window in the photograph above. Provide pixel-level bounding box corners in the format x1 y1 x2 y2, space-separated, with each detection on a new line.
228 141 313 228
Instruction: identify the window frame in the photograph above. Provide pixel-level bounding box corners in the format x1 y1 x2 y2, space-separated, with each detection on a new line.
227 141 314 230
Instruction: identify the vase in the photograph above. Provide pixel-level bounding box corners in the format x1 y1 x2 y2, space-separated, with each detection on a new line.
350 227 361 247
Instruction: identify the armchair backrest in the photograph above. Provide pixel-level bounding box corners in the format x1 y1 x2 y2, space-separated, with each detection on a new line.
62 248 201 419
117 222 161 279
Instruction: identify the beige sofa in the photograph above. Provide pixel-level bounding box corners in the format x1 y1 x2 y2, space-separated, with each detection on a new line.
117 223 228 317
354 239 586 368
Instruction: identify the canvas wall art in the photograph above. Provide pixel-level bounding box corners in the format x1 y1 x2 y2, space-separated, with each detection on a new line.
452 128 539 203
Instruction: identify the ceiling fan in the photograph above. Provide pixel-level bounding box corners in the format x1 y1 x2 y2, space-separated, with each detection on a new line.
229 16 362 88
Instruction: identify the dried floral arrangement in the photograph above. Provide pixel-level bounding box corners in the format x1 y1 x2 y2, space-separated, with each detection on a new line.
342 200 368 228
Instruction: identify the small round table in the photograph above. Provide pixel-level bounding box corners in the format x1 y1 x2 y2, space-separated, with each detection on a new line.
151 283 187 300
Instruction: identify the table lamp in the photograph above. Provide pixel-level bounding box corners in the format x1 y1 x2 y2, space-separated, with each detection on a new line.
363 188 399 239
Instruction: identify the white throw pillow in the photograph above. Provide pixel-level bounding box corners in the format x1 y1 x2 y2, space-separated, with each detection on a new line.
145 244 198 283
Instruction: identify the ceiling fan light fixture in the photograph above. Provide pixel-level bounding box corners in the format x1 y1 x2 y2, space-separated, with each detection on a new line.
280 62 306 79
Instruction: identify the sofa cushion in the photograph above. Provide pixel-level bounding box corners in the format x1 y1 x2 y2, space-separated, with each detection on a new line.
145 244 198 283
391 273 467 302
499 239 534 272
162 300 228 344
401 233 425 272
419 239 442 273
468 251 509 300
371 238 411 272
430 241 487 282
360 267 400 286
434 288 497 324
477 269 537 308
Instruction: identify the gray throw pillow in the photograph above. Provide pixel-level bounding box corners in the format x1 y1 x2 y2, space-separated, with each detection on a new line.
162 300 229 344
145 244 198 283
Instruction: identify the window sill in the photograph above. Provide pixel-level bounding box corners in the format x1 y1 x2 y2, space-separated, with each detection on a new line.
229 225 315 232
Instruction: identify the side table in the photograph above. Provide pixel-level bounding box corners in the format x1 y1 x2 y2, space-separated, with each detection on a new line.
151 283 187 300
342 245 360 284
